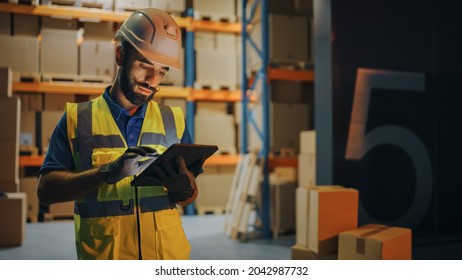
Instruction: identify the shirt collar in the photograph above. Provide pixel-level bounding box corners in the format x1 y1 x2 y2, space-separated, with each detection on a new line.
102 86 148 121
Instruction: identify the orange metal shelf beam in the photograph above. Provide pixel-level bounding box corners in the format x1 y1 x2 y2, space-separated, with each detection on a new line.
190 20 241 33
19 155 45 167
268 68 314 82
191 89 243 102
20 155 239 167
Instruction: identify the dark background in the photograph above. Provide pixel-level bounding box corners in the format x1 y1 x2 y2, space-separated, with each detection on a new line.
329 0 462 249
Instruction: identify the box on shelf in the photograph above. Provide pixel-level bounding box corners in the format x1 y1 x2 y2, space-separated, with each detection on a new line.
82 22 115 40
150 0 185 14
308 186 359 254
0 192 27 247
338 224 412 260
250 14 310 70
80 0 114 10
39 111 63 154
195 31 215 50
41 17 79 30
195 113 236 155
40 28 83 78
160 48 184 87
0 35 40 80
195 165 235 214
44 94 75 111
114 0 150 11
196 101 228 116
193 0 236 22
195 49 239 91
80 39 116 82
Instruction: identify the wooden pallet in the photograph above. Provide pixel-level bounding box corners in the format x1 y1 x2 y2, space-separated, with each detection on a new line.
224 153 263 240
194 13 237 23
12 72 41 83
194 81 238 91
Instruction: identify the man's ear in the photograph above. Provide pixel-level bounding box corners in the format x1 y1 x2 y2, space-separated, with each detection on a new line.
115 45 124 66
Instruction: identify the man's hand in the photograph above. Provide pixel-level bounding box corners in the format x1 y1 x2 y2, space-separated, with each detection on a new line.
100 146 158 184
153 155 198 206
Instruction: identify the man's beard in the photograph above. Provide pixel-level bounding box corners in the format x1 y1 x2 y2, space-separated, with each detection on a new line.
118 63 155 106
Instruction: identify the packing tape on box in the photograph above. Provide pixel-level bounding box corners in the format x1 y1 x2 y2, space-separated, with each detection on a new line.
356 225 389 255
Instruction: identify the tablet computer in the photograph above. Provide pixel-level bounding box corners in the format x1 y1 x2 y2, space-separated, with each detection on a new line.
131 143 219 186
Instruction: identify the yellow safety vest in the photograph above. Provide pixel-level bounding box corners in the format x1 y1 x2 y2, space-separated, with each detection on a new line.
66 95 191 260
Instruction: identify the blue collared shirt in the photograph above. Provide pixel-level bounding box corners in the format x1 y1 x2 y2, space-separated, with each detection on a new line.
40 86 193 174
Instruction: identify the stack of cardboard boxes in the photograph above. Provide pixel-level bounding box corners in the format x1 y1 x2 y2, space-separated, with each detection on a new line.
294 130 413 260
0 67 27 247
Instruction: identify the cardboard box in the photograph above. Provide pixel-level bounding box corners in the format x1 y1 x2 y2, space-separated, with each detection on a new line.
271 180 296 238
195 165 235 213
193 0 236 22
195 49 239 91
114 0 150 11
195 113 236 154
80 40 115 80
44 94 75 111
82 22 114 40
40 28 83 77
0 139 19 191
151 0 185 13
338 224 412 260
195 31 215 50
308 186 358 254
300 130 316 155
0 192 27 247
80 0 114 10
39 111 63 154
41 17 79 30
196 101 228 115
291 244 337 260
0 35 40 77
250 14 310 70
19 177 39 222
298 154 316 188
295 186 309 246
0 67 12 97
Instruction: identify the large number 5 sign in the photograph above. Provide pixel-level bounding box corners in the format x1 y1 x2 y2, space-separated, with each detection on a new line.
345 68 433 228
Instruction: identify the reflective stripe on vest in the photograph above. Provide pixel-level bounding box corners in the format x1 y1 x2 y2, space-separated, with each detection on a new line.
66 96 184 218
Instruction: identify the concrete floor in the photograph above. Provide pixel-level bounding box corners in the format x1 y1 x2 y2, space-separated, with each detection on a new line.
0 214 294 260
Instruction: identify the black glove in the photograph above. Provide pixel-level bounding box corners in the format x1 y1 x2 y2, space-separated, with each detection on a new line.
100 146 158 184
152 155 197 202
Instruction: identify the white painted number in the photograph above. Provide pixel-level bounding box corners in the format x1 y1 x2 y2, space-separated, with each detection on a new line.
345 68 432 228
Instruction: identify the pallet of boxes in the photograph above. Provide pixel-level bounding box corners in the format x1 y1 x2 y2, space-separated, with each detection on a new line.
0 67 27 247
293 130 413 260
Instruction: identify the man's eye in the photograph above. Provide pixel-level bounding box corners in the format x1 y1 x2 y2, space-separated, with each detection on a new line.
140 63 152 71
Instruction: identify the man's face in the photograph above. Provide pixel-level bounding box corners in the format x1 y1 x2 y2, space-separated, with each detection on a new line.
119 48 170 106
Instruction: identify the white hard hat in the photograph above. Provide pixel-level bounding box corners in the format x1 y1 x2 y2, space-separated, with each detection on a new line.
115 8 182 70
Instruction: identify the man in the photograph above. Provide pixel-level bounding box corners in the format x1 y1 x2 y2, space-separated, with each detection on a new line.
37 8 197 260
